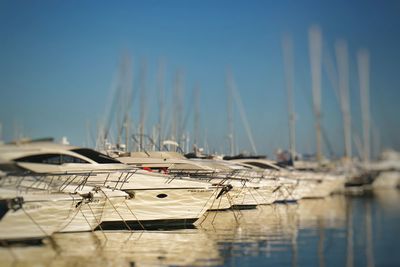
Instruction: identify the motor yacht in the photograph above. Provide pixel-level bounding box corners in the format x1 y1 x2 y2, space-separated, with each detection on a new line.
229 158 345 199
0 142 220 230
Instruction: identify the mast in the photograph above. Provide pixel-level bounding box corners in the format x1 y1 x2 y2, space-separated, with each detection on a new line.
335 40 352 160
193 84 200 147
226 69 235 156
117 56 131 147
172 70 184 148
123 55 134 152
139 59 147 152
229 72 258 155
124 116 130 152
309 25 323 163
157 60 165 150
358 49 370 164
282 33 296 161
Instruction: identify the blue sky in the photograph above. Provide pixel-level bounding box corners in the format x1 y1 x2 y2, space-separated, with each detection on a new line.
0 0 399 158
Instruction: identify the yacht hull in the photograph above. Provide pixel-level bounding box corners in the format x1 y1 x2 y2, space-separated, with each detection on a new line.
100 188 216 229
0 197 101 241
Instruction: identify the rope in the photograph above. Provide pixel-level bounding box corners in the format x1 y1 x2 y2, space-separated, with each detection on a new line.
57 196 86 232
122 201 144 231
91 192 109 241
100 188 133 231
21 206 50 237
196 187 220 219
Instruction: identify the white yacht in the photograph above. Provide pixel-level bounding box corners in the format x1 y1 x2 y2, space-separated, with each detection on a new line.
0 142 220 230
367 150 400 189
117 152 279 208
229 158 345 199
116 153 234 210
0 176 127 242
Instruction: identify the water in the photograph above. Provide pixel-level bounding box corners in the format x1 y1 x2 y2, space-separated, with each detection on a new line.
1 189 400 267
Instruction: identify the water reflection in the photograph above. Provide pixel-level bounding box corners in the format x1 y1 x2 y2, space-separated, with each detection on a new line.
0 230 221 267
199 195 347 266
1 191 399 266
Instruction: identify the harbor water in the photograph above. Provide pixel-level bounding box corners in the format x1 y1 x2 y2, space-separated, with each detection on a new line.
1 189 399 267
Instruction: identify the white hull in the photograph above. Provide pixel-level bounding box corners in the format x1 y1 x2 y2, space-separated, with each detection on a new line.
372 171 400 189
0 185 127 240
304 178 344 198
273 179 301 202
0 196 100 241
59 188 128 233
285 172 345 199
205 180 262 208
101 188 216 228
231 185 277 206
208 195 232 210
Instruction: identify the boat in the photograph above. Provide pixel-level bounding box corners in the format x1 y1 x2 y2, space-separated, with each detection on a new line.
0 175 127 243
0 142 220 230
117 151 279 208
229 158 345 199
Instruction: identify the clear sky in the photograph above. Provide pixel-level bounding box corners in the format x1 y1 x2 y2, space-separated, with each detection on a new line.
0 0 399 158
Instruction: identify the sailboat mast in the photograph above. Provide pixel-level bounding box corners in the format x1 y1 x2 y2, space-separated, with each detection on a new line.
230 73 258 155
139 59 147 152
157 60 165 150
335 40 352 160
193 84 200 147
282 33 296 161
125 116 130 152
309 25 323 163
226 70 235 156
358 49 371 163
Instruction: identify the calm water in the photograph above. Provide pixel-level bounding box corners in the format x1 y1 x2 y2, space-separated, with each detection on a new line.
1 189 400 267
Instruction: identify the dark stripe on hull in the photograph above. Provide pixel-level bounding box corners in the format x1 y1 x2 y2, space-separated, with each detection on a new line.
97 218 198 231
231 204 257 210
273 199 298 204
345 171 378 187
0 237 45 246
208 207 231 211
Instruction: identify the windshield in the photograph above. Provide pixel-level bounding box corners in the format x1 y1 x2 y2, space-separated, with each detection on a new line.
246 162 279 170
15 153 89 165
70 148 121 164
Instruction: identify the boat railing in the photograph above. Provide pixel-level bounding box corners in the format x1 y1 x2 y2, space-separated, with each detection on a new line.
0 169 140 193
168 168 267 183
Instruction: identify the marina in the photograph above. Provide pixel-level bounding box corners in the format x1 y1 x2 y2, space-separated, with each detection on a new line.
1 1 400 266
0 140 399 266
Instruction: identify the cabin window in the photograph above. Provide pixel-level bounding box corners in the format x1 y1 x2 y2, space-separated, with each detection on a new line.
70 148 121 164
15 154 89 165
61 155 89 164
